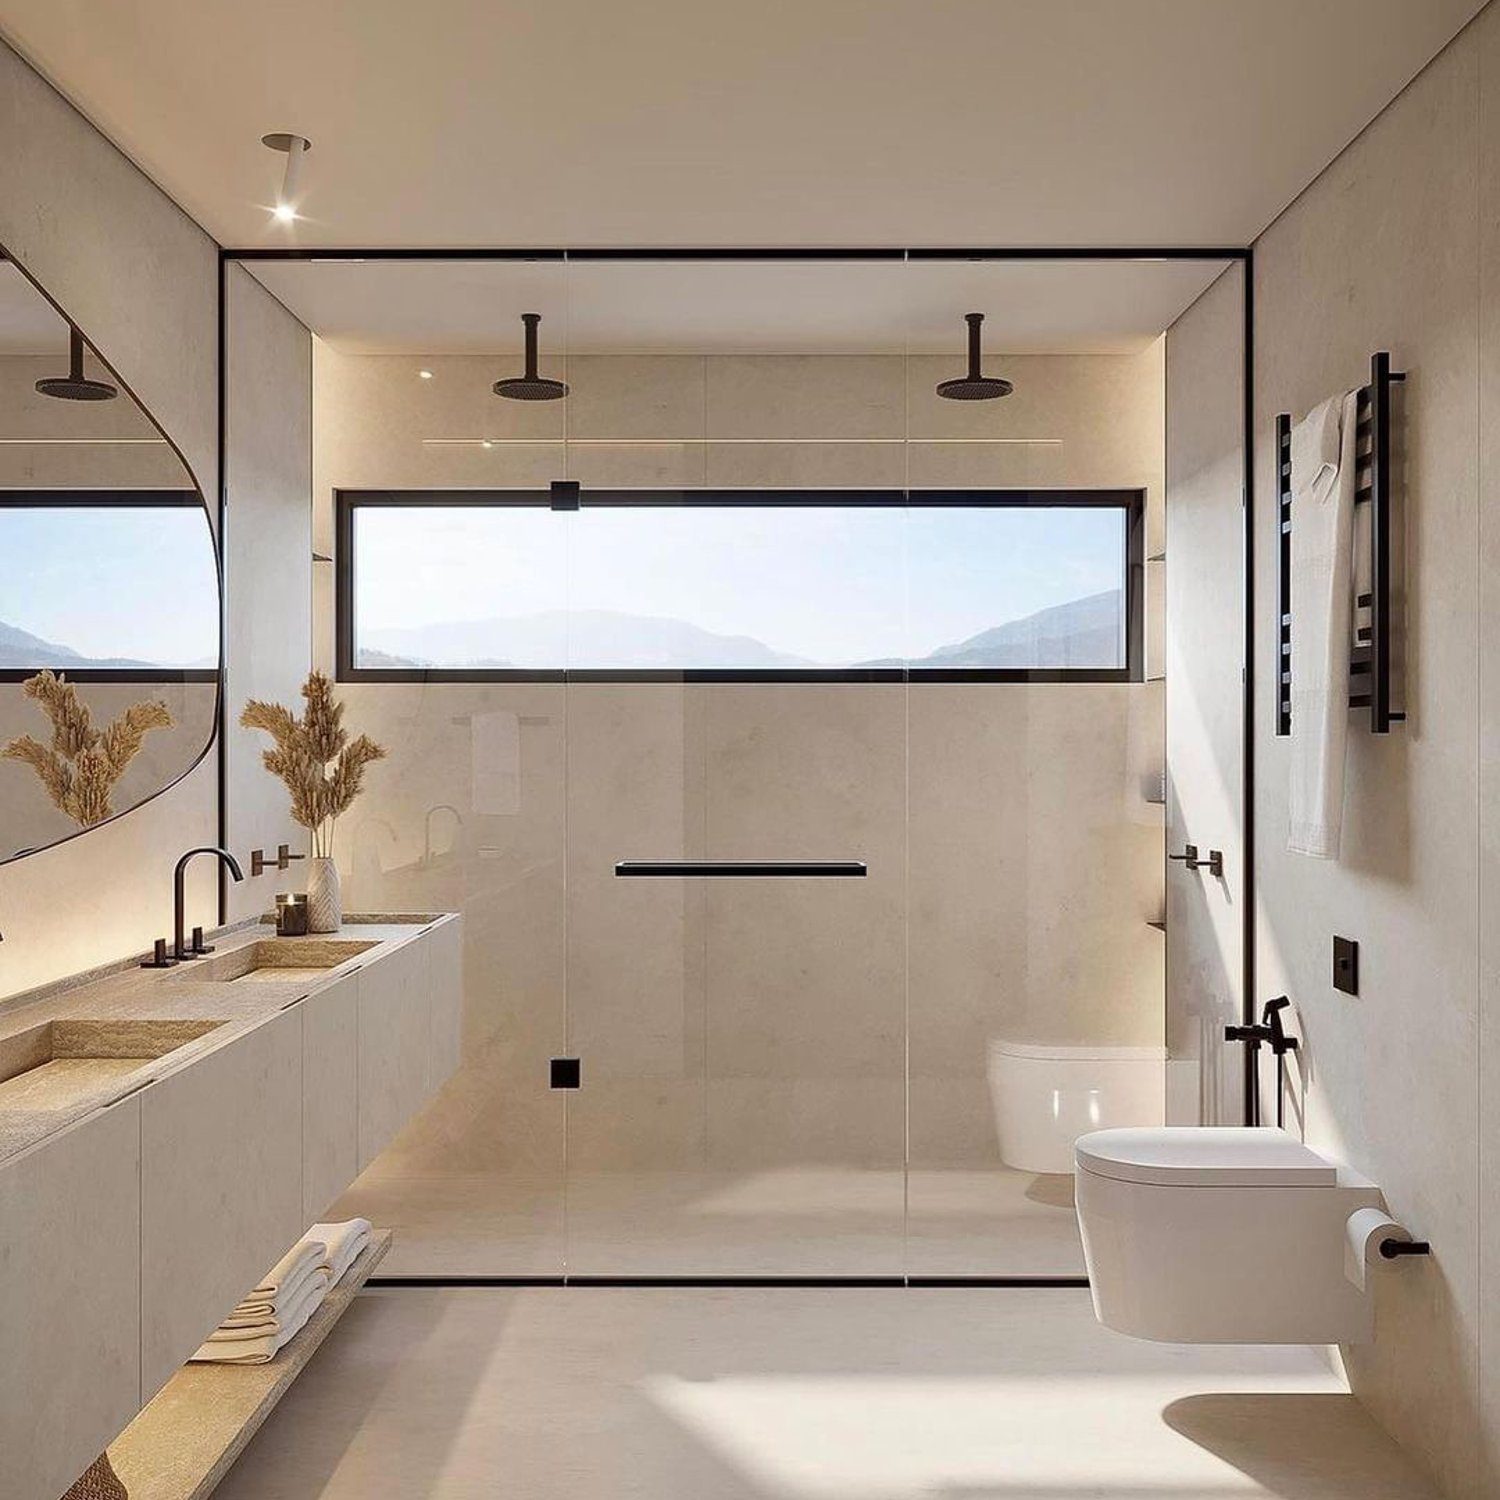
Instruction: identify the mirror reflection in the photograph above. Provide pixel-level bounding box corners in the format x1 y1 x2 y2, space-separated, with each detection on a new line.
0 253 219 862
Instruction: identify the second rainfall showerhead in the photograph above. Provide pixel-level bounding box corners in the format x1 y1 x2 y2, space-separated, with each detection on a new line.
936 312 1013 401
493 313 568 401
35 328 118 402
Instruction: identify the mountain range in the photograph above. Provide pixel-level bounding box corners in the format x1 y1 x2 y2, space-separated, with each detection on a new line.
0 621 155 671
358 590 1122 671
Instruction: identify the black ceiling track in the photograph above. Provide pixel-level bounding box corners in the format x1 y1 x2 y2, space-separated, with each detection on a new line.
222 245 1249 263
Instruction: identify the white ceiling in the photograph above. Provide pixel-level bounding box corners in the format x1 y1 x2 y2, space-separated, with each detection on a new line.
247 256 1234 355
0 261 68 353
0 1 1483 250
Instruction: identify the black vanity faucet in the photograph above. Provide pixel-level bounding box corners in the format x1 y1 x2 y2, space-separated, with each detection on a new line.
173 846 244 960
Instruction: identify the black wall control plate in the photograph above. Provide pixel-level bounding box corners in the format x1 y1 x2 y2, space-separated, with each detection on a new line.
1333 936 1358 996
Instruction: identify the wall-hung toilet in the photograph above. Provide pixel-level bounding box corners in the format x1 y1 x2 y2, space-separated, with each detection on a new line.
987 1040 1166 1174
1074 1126 1388 1344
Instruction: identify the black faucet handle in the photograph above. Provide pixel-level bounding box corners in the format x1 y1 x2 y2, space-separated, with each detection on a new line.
277 843 305 869
189 924 215 956
140 937 178 969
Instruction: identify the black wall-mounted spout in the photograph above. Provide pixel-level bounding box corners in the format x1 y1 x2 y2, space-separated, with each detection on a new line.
1169 844 1224 878
171 847 244 960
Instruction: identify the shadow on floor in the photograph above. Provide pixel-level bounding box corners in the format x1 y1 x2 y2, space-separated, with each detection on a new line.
1023 1173 1076 1210
1162 1393 1439 1500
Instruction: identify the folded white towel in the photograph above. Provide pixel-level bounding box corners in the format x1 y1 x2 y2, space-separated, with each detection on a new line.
308 1217 373 1286
239 1237 327 1304
1288 389 1359 858
191 1267 331 1365
227 1244 328 1322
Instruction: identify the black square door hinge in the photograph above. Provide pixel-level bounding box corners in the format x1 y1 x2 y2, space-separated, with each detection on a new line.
550 480 580 511
550 1057 581 1089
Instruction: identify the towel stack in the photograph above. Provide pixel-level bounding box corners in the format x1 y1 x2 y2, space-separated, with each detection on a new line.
190 1218 373 1366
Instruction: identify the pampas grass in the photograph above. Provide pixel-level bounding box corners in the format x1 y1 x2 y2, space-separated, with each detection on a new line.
240 671 385 858
2 670 174 828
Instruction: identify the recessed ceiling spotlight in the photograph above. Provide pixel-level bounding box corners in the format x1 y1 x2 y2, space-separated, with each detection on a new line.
418 369 434 380
493 314 568 401
936 313 1013 401
261 132 311 224
482 440 494 450
36 328 117 401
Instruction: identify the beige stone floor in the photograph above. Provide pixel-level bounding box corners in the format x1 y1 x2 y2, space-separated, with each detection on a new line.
214 1286 1439 1500
330 1165 1086 1278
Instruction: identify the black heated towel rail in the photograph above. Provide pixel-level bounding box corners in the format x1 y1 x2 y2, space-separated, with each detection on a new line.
615 861 868 878
1276 351 1405 736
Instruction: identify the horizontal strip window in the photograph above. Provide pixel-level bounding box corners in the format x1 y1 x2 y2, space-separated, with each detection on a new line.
337 488 1144 684
1 498 219 680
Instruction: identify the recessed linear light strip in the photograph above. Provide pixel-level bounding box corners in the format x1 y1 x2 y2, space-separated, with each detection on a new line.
420 436 1062 448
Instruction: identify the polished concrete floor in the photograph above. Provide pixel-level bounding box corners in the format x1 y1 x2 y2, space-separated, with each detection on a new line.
332 1166 1086 1278
215 1286 1439 1499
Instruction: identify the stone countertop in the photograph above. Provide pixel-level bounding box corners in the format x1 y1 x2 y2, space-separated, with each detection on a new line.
0 915 453 1167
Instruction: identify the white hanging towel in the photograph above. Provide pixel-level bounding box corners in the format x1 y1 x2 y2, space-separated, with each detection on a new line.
1287 390 1359 858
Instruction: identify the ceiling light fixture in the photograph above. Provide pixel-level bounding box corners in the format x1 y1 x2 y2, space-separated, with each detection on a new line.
262 132 312 223
493 314 568 401
936 313 1013 401
35 328 117 401
418 369 434 380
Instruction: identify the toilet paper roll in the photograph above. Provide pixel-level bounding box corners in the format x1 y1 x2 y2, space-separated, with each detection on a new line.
1345 1206 1409 1292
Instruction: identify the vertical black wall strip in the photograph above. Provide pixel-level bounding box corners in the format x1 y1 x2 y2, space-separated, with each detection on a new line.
1241 248 1257 1123
216 249 229 925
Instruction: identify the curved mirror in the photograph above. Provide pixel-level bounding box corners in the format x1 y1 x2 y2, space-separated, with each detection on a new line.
0 251 218 863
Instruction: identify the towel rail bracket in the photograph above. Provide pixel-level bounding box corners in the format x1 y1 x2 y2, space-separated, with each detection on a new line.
1275 352 1405 736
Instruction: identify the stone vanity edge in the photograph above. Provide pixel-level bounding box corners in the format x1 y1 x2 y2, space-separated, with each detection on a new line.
0 913 457 1168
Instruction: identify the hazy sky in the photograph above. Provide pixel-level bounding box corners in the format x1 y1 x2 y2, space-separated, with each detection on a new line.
355 503 1125 662
2 507 219 662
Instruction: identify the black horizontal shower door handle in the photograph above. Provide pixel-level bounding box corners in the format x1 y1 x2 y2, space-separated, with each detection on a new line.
614 861 868 878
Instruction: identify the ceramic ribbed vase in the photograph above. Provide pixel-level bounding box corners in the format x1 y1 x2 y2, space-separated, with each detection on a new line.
305 855 342 933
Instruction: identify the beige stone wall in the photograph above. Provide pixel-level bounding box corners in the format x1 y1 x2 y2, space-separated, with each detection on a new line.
1163 265 1246 1126
1250 11 1500 1494
313 339 1166 1180
222 265 313 922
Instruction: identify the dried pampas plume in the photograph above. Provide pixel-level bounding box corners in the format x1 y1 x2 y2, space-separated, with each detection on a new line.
2 670 174 829
240 671 385 858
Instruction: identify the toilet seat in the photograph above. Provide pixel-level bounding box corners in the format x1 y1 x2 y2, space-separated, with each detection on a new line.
1075 1126 1338 1187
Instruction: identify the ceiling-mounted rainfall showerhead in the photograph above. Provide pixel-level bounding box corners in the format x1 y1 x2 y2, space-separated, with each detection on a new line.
493 313 568 401
35 328 118 402
936 312 1013 401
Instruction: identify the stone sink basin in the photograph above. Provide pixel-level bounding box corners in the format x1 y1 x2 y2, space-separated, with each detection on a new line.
178 937 378 985
0 1017 228 1112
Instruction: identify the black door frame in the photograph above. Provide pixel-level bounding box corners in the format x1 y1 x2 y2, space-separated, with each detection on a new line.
217 243 1257 1130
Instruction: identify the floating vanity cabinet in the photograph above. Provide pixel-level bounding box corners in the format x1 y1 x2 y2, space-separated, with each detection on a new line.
301 971 360 1220
357 934 433 1169
139 1006 304 1400
0 1099 144 1500
1 915 463 1500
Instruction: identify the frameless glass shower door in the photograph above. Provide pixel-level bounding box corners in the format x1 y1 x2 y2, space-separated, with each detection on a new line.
559 257 912 1276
